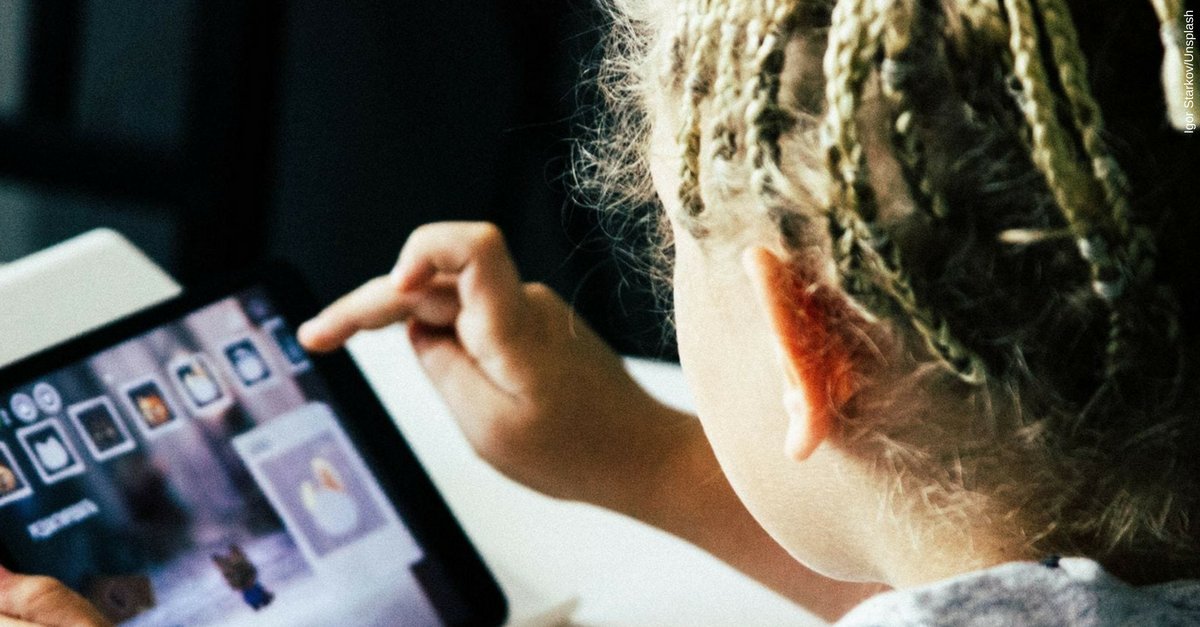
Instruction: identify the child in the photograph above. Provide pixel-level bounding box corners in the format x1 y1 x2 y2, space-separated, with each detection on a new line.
1 0 1195 624
298 0 1200 624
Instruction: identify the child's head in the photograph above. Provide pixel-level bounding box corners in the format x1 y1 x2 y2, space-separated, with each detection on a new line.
588 0 1199 584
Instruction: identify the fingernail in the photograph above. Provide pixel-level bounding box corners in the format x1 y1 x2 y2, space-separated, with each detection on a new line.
297 319 323 345
389 264 407 289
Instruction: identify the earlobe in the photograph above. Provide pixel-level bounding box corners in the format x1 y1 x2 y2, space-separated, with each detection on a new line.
783 388 827 462
742 247 854 462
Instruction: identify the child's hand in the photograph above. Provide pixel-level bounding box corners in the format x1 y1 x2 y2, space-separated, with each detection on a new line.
299 222 693 508
300 222 887 619
0 567 112 627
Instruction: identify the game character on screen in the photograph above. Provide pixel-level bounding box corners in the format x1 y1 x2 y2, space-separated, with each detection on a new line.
0 465 18 494
178 359 222 406
0 444 29 506
301 456 360 536
123 378 181 435
135 394 170 427
211 544 274 611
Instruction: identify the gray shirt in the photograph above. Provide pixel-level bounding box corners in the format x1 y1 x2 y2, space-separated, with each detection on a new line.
836 557 1200 626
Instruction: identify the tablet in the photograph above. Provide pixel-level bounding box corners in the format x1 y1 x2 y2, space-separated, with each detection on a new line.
0 228 181 368
0 264 507 627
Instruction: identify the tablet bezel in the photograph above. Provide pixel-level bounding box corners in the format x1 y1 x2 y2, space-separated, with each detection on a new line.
0 262 508 627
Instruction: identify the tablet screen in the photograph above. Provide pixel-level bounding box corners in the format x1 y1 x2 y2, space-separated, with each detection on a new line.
0 287 455 625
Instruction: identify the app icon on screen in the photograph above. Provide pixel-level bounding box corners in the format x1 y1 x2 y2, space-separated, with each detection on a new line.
68 397 137 462
223 338 273 389
32 382 63 414
121 377 184 438
9 393 39 424
170 354 231 415
17 419 86 484
0 442 34 506
264 318 311 373
232 405 403 564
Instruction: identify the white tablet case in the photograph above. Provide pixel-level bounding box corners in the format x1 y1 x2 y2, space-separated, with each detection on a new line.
0 229 181 368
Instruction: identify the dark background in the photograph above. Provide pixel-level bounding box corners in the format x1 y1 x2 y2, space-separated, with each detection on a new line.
0 1 675 359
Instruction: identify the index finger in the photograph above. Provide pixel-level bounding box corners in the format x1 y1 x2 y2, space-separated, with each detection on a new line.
298 277 407 352
298 275 445 352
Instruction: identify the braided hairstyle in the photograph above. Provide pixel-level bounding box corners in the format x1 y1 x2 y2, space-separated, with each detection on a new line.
587 0 1199 582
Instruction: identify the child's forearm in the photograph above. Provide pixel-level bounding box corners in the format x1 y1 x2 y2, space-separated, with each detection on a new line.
603 406 885 622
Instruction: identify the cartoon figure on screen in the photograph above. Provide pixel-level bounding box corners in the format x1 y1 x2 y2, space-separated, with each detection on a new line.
180 361 221 406
300 456 360 537
135 394 171 428
121 376 184 438
223 338 273 389
211 544 274 611
0 446 34 509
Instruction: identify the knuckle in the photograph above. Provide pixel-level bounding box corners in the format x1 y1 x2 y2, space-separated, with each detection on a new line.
520 283 560 329
521 283 560 319
523 282 554 301
469 223 505 251
470 418 504 454
523 281 549 295
470 417 520 465
406 222 438 247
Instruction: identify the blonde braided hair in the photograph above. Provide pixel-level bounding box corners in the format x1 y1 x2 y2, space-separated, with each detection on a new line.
586 0 1200 580
880 0 949 220
677 0 721 234
1001 0 1103 239
1002 0 1185 383
707 1 746 168
670 0 1181 386
823 0 987 382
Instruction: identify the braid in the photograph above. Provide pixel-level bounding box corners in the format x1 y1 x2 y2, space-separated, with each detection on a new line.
823 0 986 382
1006 0 1181 382
822 0 885 284
1034 0 1173 379
880 0 949 220
1036 0 1134 242
1001 0 1098 236
677 0 721 235
960 0 1008 40
1000 0 1137 375
744 1 795 203
708 1 747 166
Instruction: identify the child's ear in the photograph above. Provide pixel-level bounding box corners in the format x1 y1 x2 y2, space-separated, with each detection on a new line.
742 246 859 462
